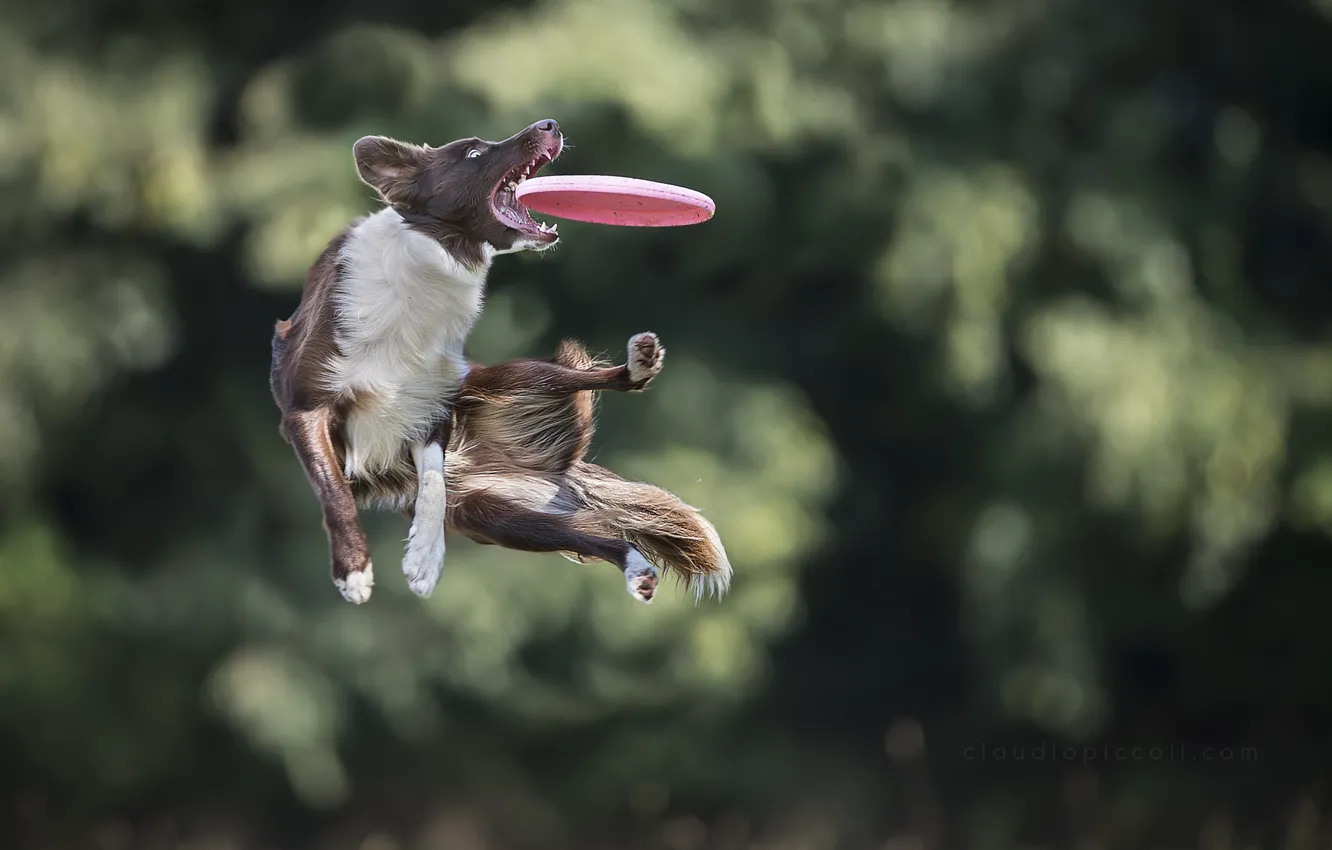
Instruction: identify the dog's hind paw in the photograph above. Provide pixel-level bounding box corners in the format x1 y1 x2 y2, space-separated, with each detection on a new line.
624 549 659 604
335 564 375 604
627 332 665 387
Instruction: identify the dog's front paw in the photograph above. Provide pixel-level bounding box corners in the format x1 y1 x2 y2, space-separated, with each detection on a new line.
334 561 375 604
627 332 665 387
624 549 659 604
403 522 445 598
331 534 375 604
402 467 447 598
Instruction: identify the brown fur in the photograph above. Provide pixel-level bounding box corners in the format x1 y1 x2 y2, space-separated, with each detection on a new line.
436 338 731 597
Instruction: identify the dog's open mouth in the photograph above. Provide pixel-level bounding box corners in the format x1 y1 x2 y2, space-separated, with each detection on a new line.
491 145 560 241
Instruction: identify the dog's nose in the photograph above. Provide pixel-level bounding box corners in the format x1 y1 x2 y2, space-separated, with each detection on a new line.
532 119 559 134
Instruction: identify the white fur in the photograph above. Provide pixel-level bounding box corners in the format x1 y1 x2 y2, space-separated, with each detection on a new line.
327 208 492 482
627 332 664 384
453 472 571 514
624 548 659 604
493 233 554 255
314 197 556 605
335 563 375 604
403 442 447 597
692 521 733 603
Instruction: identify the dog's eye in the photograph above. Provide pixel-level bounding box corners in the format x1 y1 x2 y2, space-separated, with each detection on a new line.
465 149 482 159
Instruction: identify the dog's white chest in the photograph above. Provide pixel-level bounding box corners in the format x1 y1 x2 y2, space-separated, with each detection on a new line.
327 209 489 480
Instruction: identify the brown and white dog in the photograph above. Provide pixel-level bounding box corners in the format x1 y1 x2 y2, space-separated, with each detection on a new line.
269 119 730 604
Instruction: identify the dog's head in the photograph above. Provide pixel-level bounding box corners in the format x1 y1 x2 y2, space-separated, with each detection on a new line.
353 119 564 266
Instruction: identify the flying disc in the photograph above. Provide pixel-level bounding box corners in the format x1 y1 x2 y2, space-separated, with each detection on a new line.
514 175 715 227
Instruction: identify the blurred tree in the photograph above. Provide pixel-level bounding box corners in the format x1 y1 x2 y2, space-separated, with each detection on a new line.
0 0 1330 846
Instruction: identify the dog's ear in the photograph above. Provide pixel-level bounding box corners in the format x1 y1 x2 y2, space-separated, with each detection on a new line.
353 136 430 204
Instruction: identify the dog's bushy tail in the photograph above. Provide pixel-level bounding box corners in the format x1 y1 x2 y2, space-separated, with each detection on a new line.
572 462 732 602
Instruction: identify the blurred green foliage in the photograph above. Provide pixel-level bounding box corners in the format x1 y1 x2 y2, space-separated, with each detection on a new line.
2 0 1332 847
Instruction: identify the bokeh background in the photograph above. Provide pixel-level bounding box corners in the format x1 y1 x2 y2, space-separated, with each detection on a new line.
3 0 1332 846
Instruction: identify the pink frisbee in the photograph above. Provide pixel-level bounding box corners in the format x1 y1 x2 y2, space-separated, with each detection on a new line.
514 175 715 227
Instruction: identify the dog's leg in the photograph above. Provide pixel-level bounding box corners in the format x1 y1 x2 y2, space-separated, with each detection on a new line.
464 332 665 396
451 491 660 603
401 416 454 598
284 408 374 604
